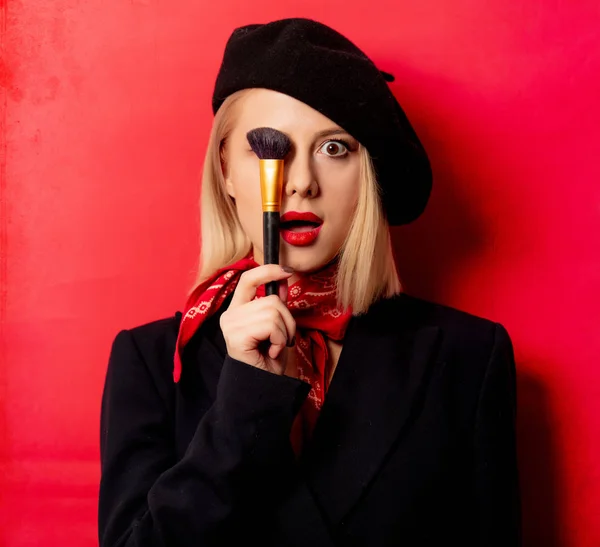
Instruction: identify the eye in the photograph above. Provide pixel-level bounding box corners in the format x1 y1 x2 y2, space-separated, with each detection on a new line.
318 139 350 158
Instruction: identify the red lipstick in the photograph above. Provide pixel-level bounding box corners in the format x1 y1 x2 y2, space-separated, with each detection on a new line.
280 211 323 247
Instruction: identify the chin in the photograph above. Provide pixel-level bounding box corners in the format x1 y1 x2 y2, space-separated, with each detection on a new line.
281 247 338 273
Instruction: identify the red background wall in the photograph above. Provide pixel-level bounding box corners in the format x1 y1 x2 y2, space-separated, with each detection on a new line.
1 1 599 545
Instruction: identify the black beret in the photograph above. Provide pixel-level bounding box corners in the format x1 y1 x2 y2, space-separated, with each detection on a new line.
211 17 432 226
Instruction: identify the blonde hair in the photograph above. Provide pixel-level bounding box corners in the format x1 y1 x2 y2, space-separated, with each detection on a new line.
190 89 403 316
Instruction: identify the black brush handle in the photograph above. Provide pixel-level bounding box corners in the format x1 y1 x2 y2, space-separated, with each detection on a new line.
263 211 280 296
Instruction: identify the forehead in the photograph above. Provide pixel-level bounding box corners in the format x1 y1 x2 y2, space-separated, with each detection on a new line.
233 88 346 135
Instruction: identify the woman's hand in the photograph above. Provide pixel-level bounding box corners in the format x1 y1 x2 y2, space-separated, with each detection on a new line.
219 265 297 375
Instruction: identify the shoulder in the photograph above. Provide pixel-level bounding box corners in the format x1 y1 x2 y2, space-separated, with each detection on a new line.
124 311 183 355
376 293 517 422
371 292 515 379
106 311 183 404
372 292 509 340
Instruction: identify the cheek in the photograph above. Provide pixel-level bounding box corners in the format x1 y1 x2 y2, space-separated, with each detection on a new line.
320 163 361 215
230 161 261 202
229 165 262 234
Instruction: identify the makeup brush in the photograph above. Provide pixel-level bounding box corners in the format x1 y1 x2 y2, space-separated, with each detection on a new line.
246 127 292 296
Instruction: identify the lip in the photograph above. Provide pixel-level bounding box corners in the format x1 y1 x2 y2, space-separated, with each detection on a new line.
280 211 323 224
279 211 323 247
280 224 322 246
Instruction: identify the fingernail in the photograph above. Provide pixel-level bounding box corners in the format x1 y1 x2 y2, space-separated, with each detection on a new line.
281 266 294 273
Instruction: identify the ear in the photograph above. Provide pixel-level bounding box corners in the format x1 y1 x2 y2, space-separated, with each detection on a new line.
224 176 236 199
220 141 236 198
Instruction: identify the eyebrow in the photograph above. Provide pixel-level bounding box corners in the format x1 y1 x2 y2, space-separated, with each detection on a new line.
313 128 352 139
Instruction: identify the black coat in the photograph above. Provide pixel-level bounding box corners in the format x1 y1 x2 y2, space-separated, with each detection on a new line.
98 292 521 547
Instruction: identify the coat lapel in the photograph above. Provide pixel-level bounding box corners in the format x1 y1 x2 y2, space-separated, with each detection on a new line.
299 295 443 527
180 292 443 533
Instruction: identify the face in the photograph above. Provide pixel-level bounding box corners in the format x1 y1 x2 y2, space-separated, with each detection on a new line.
220 88 361 283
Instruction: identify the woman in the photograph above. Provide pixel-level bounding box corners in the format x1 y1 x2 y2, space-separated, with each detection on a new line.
98 17 521 547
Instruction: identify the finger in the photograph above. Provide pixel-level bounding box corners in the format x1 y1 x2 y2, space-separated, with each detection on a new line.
230 265 294 308
268 324 289 359
257 295 295 345
270 304 292 347
271 297 296 346
243 302 291 349
225 295 295 350
269 325 287 348
268 341 286 360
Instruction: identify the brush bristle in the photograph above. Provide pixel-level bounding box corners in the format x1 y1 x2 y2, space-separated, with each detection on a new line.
246 127 291 160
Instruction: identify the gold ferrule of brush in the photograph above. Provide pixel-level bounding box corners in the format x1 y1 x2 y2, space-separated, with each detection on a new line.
259 159 284 212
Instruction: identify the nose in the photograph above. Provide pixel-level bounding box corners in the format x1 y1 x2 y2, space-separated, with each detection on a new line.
283 149 319 198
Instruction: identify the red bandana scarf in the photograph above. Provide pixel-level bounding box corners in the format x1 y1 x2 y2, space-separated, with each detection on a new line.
173 253 353 455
